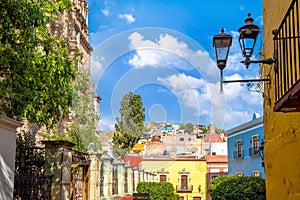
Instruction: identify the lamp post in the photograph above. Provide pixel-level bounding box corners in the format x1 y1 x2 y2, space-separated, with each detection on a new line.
238 13 275 68
213 13 275 93
213 28 232 93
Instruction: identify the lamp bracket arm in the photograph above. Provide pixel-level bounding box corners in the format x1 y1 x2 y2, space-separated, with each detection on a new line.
241 57 275 65
223 78 270 83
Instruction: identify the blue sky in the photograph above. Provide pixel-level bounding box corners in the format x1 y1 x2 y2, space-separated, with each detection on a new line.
87 0 264 131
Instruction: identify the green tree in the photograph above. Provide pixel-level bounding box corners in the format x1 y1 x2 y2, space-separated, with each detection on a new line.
112 92 145 157
215 127 224 134
137 182 179 200
0 0 75 127
70 69 101 152
47 69 101 152
179 122 194 134
209 176 266 200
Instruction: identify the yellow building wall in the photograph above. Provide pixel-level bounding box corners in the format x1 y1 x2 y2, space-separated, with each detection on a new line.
141 160 207 200
263 0 300 199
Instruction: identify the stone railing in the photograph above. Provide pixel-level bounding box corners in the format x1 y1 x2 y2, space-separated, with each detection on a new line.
89 151 156 200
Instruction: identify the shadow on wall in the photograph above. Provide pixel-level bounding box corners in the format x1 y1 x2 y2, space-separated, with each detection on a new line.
0 155 14 200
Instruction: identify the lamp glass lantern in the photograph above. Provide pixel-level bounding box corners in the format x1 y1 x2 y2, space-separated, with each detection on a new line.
213 28 232 92
238 13 260 67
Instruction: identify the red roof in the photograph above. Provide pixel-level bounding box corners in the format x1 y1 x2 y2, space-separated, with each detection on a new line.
203 132 223 142
124 155 143 168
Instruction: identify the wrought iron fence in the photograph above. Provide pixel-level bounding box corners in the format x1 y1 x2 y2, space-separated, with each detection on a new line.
14 174 52 200
14 147 52 200
273 0 300 109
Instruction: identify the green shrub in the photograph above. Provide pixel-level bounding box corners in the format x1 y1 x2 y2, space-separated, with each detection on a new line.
209 176 266 200
136 182 179 200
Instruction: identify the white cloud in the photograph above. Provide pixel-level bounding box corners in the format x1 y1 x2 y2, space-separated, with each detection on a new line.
157 73 211 117
97 117 115 132
127 32 217 79
118 14 136 24
90 55 105 84
221 73 263 129
128 50 164 68
102 9 110 16
155 72 263 130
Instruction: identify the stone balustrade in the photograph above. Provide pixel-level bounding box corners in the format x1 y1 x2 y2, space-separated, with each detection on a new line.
42 141 155 200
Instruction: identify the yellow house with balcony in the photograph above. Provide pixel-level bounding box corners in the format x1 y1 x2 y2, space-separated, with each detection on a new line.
141 157 207 200
263 0 300 199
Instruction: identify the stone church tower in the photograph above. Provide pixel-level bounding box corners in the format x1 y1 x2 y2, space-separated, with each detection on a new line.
34 0 101 145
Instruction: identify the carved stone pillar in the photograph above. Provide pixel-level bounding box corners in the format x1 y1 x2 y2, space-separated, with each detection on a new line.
132 168 139 192
100 152 113 197
124 163 133 193
139 169 144 183
116 161 125 195
89 153 101 200
153 173 157 182
43 140 74 200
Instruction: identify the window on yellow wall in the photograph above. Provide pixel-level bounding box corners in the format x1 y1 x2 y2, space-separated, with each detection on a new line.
177 168 192 192
237 172 243 177
180 174 188 189
160 174 167 182
157 168 169 182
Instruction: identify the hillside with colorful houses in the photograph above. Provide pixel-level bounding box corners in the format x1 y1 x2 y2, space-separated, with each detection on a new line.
95 116 264 200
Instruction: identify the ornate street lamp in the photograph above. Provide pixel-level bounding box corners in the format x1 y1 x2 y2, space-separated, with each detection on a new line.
213 28 232 92
213 13 276 93
238 13 275 68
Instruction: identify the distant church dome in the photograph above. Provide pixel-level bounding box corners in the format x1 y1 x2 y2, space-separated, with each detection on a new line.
152 135 161 143
203 123 223 142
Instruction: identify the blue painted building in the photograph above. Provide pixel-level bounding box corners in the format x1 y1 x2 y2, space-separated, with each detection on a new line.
226 113 265 178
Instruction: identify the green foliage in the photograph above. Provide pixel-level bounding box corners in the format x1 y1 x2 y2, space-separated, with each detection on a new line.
0 0 75 127
209 176 266 200
47 69 101 152
15 127 44 175
200 127 208 134
137 182 179 200
70 69 101 152
179 122 194 134
113 92 145 157
215 127 224 134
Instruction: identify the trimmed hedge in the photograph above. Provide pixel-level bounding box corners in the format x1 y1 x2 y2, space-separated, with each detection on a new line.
209 176 266 200
136 182 179 200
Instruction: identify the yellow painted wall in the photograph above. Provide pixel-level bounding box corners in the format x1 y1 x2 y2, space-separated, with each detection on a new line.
263 0 300 199
141 159 207 200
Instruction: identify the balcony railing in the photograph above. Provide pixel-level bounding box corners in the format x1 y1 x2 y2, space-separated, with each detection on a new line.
176 185 193 193
273 0 300 112
233 150 244 159
248 147 259 156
